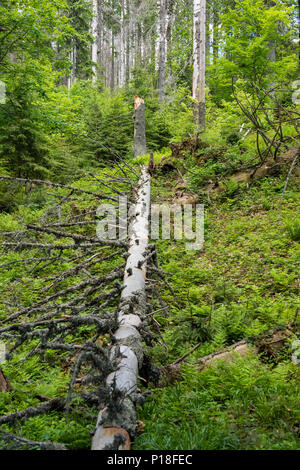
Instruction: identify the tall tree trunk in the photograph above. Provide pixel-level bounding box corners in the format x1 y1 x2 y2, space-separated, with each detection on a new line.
134 96 147 158
67 50 72 90
205 0 210 66
96 0 103 71
166 0 174 75
111 32 115 89
125 0 131 81
91 0 98 82
158 0 167 101
71 39 77 85
192 0 206 129
120 0 126 86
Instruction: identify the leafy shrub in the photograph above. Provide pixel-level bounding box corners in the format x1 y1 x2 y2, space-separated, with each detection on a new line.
285 218 300 241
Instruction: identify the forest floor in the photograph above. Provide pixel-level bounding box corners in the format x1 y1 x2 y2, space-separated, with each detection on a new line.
133 160 300 450
0 147 299 450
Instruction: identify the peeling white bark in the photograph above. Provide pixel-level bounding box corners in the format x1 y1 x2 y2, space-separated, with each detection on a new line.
91 166 151 450
193 0 206 129
158 0 166 101
91 0 98 82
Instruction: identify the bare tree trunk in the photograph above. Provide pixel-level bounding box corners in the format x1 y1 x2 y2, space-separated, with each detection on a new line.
158 0 167 101
166 0 175 77
91 166 151 450
71 39 77 85
67 49 72 90
205 0 210 66
126 0 131 81
134 96 147 158
111 32 115 89
91 0 98 82
97 0 103 71
192 0 206 129
119 0 126 86
155 0 160 72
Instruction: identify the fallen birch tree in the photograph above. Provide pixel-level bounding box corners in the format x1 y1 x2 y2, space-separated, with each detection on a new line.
91 165 151 450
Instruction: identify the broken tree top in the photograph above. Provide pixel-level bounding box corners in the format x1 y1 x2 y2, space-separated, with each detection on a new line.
134 95 145 110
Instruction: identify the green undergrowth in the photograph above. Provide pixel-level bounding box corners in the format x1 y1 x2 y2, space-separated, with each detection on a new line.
0 166 130 449
0 354 96 449
135 356 300 450
134 162 300 450
0 155 299 450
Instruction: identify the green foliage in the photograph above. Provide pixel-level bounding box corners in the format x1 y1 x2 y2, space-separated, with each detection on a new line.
285 217 300 241
209 0 298 102
0 83 51 178
0 0 299 452
135 358 300 450
69 84 134 161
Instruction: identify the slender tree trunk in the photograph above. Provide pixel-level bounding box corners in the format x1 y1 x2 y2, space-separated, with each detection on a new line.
166 0 174 75
67 50 72 90
192 0 206 129
155 0 160 72
71 39 77 85
97 0 103 71
91 0 98 82
111 32 115 89
205 0 210 66
158 0 167 101
125 0 131 81
120 0 126 86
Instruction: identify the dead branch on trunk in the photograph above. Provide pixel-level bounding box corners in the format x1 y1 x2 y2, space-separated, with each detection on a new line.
0 430 67 450
0 163 166 450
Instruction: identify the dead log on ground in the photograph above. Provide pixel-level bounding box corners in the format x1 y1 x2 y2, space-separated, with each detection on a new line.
91 166 151 450
159 323 299 387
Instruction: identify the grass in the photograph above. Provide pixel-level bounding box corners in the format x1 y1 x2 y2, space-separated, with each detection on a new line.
133 164 300 450
134 357 300 450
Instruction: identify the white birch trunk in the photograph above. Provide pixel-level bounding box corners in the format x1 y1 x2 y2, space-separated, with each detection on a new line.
154 0 160 71
158 0 167 101
71 39 77 85
91 0 98 82
119 0 126 86
166 0 174 74
134 96 147 158
192 0 206 129
97 0 103 69
91 166 151 450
